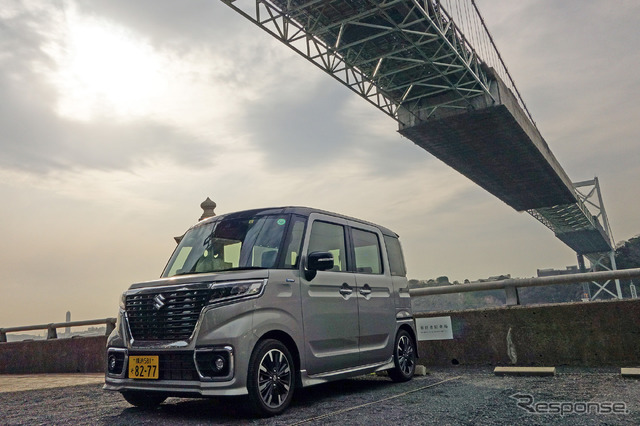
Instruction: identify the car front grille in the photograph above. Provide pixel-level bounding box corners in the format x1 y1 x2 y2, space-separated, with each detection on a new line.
125 288 212 341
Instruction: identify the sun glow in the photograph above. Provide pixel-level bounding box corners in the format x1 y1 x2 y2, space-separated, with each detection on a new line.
48 12 167 121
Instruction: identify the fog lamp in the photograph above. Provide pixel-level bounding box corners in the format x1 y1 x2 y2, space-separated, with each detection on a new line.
108 355 117 372
213 356 225 371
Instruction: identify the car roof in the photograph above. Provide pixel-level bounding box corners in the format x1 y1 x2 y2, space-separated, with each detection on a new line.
195 206 399 237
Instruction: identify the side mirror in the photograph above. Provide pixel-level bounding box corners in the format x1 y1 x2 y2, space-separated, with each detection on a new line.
307 251 334 271
305 251 334 281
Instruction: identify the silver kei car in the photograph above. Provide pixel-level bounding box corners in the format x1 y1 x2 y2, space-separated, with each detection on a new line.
104 206 417 416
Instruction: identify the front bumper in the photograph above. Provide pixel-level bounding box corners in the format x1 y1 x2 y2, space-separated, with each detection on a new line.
104 377 247 397
104 346 247 396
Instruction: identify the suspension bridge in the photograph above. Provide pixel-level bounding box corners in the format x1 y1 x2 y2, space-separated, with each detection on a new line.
220 0 621 299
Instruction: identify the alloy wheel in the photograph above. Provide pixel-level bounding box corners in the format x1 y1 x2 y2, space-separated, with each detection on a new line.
257 348 292 408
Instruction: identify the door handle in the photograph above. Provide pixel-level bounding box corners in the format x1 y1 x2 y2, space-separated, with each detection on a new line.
359 284 372 296
339 283 353 296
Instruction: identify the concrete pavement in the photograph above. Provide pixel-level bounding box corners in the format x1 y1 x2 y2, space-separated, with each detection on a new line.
1 367 638 425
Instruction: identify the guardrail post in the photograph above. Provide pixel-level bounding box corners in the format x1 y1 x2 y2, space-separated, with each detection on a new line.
105 319 116 336
0 329 6 343
505 285 520 306
47 324 58 339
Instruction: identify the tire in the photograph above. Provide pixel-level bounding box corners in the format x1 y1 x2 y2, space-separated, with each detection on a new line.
388 329 416 382
121 391 166 408
247 339 296 417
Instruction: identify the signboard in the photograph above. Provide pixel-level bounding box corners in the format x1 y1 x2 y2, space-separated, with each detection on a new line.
416 316 453 341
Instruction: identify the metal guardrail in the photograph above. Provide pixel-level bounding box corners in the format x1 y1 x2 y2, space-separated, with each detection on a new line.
409 268 640 306
4 269 640 342
0 318 116 343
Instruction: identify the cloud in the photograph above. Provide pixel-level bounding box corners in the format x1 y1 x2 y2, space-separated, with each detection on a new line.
0 74 217 174
0 1 239 175
239 83 354 169
74 0 238 49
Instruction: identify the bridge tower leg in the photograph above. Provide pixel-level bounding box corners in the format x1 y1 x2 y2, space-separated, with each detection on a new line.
573 178 622 300
586 252 623 300
609 251 623 297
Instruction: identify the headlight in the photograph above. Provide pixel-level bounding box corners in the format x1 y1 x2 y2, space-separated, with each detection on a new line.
208 280 266 305
119 292 126 310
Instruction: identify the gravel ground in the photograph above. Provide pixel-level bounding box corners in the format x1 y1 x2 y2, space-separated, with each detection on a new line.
1 367 638 425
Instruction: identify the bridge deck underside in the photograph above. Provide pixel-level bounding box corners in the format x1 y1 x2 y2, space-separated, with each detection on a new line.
399 104 576 211
530 204 612 254
555 230 613 255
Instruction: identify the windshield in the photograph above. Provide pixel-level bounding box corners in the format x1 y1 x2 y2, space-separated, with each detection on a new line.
162 214 291 277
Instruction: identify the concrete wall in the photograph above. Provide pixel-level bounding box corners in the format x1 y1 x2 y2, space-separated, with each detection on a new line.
0 336 106 374
2 299 639 373
416 298 640 367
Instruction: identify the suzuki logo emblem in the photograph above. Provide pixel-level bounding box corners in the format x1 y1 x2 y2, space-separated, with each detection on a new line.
153 294 166 310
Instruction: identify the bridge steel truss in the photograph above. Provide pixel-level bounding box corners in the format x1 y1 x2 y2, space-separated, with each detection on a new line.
528 178 621 300
222 0 622 299
221 0 507 125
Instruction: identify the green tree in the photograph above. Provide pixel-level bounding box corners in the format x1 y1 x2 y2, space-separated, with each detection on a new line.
613 235 640 298
615 235 640 269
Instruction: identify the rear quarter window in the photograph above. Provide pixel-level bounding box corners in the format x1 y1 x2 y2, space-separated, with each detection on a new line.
384 235 407 277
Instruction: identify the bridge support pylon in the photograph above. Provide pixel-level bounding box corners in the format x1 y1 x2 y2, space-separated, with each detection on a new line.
573 178 622 300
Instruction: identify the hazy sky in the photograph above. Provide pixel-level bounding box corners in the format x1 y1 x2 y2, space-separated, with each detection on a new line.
1 0 639 327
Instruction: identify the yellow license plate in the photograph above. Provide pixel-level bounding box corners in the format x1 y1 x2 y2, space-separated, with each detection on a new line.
128 356 159 379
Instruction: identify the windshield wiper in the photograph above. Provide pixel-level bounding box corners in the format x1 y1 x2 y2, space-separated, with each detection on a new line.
215 266 267 272
173 271 199 276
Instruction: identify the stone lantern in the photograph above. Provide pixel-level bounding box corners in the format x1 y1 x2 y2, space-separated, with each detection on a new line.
199 197 217 221
174 197 217 244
